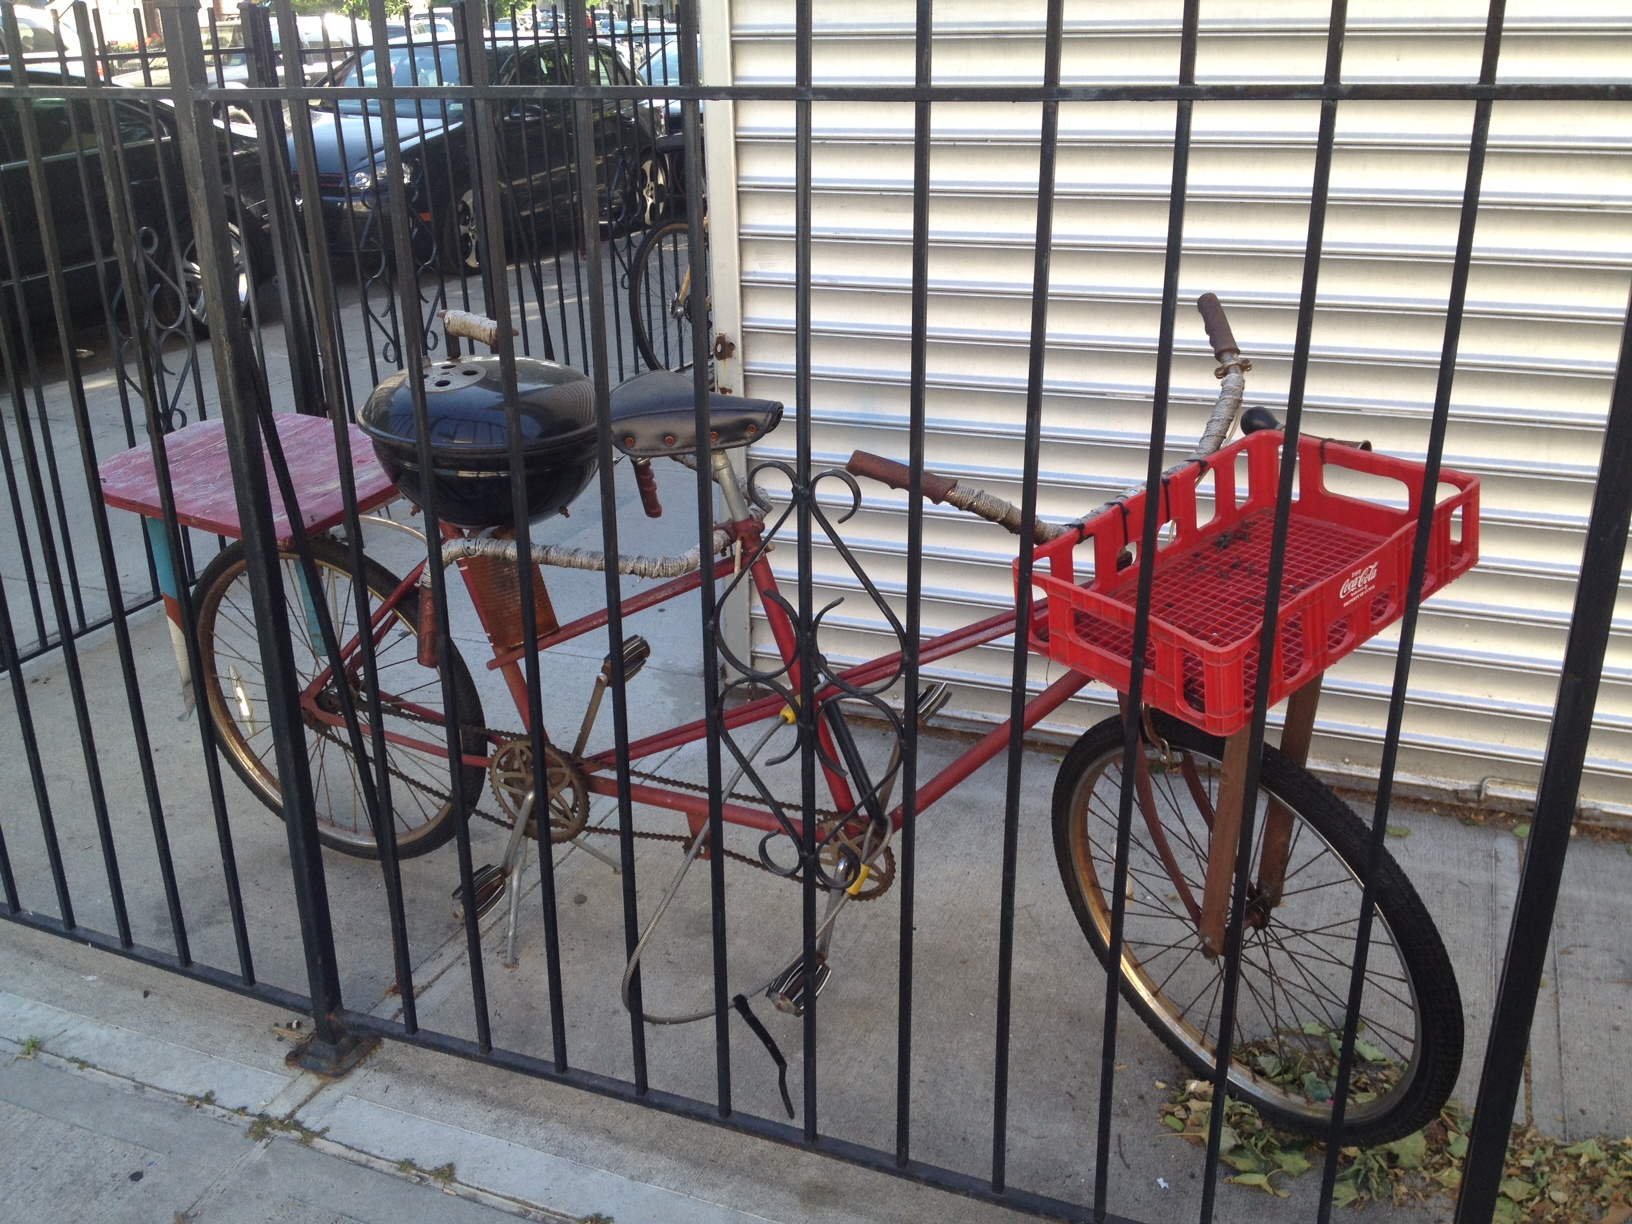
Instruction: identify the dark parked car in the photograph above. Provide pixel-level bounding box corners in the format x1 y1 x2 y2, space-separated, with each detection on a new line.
297 36 662 273
0 69 269 333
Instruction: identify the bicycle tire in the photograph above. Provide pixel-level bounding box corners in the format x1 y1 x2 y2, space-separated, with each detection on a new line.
1053 709 1462 1145
193 537 487 860
628 217 702 373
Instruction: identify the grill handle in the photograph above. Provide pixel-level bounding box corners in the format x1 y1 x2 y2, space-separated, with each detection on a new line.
439 310 517 350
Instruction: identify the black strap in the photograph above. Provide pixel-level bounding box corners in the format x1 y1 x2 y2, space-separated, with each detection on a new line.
732 993 794 1120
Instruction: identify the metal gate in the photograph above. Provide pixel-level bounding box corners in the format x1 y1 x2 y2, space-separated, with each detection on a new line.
0 2 1629 1222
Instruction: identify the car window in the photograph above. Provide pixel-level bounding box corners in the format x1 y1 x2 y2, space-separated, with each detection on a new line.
27 96 97 156
591 47 627 87
335 44 462 115
112 99 158 145
642 43 678 87
510 47 561 87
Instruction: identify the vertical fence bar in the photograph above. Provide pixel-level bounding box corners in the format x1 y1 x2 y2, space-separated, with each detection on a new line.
894 0 932 1170
1092 1 1200 1214
671 0 735 1118
32 3 209 964
567 0 648 1093
461 0 572 1071
0 560 72 924
1193 12 1354 1222
361 0 495 1053
0 10 132 945
991 0 1064 1194
1454 278 1632 1224
1316 1 1501 1215
82 0 257 980
156 0 348 1047
791 0 818 1146
270 0 421 1031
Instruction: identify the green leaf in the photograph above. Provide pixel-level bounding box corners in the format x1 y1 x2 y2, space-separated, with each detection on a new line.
1225 1172 1288 1197
1500 1177 1539 1203
1164 1114 1185 1132
1386 824 1411 838
1301 1021 1329 1037
1275 1149 1312 1177
1435 1167 1463 1191
1384 1130 1428 1169
1329 1179 1360 1208
1353 1038 1387 1064
1566 1138 1608 1161
1218 1124 1240 1154
1514 823 1531 840
1223 1149 1268 1173
1301 1071 1333 1102
1448 1132 1469 1159
1494 1197 1527 1223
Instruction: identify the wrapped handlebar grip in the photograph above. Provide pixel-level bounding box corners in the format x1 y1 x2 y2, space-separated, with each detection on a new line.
846 450 959 503
439 309 518 349
1196 293 1239 360
633 458 663 518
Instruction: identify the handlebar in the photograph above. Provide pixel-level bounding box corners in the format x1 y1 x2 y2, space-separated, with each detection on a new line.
844 450 959 503
1196 292 1239 362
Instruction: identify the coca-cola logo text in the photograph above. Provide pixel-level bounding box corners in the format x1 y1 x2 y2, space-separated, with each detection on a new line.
1340 561 1380 604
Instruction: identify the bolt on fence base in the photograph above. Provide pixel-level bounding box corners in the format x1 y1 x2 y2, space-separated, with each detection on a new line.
283 1022 379 1078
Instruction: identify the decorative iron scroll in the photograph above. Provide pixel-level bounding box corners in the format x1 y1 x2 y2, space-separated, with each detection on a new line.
711 460 910 893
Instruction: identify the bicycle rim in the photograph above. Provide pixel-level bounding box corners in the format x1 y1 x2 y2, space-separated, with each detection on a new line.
1058 718 1429 1135
630 219 698 372
197 542 476 856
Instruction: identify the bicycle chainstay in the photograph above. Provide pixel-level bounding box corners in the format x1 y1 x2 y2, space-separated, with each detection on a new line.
311 707 896 900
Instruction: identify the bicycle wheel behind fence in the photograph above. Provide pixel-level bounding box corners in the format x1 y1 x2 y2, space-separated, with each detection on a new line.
1053 711 1463 1146
193 537 487 860
629 218 700 373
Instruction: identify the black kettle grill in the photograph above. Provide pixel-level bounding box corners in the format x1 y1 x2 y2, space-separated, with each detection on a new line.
359 355 599 529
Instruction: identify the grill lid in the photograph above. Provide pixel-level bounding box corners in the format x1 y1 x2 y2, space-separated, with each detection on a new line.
358 355 596 459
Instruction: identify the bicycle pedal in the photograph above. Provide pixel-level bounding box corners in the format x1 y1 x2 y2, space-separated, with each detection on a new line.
451 863 507 922
768 954 830 1016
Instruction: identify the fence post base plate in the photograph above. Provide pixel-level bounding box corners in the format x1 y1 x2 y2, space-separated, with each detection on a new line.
284 1027 379 1078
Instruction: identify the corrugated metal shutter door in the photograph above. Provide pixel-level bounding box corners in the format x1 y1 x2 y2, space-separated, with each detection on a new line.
711 1 1632 816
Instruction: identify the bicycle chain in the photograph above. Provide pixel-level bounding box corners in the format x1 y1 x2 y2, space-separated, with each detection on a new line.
313 704 895 900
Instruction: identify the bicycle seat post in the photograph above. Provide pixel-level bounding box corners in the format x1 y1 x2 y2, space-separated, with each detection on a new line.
711 449 750 523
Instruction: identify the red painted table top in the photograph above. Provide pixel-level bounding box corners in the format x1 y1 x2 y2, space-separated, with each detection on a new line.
98 414 399 547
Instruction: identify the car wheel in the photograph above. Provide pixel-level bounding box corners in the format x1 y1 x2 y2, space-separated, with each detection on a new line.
440 187 481 275
175 221 251 338
603 148 665 238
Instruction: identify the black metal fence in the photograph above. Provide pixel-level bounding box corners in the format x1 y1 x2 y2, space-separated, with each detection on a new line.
0 1 1628 1222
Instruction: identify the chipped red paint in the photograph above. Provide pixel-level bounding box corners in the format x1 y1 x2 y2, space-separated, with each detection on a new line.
97 415 398 546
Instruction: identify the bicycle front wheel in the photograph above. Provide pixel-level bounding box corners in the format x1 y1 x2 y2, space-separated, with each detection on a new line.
1053 710 1462 1145
628 217 701 373
194 537 487 859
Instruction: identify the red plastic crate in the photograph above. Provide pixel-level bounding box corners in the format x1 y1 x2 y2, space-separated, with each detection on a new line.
1024 431 1479 737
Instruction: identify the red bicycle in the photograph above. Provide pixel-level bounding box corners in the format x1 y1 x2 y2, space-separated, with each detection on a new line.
100 297 1477 1145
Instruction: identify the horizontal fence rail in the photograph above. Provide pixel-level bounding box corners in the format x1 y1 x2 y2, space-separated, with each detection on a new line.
0 2 1628 1222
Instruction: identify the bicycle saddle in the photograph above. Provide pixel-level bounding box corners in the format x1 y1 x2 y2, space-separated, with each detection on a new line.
610 370 783 459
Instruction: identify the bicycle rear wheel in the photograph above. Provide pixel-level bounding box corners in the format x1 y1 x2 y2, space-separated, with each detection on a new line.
1053 710 1462 1145
628 217 701 373
194 537 487 859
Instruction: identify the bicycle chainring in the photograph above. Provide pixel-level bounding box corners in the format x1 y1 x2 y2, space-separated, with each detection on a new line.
488 738 590 844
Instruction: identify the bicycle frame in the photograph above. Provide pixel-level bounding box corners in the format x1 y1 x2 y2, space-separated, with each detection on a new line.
298 507 1091 845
